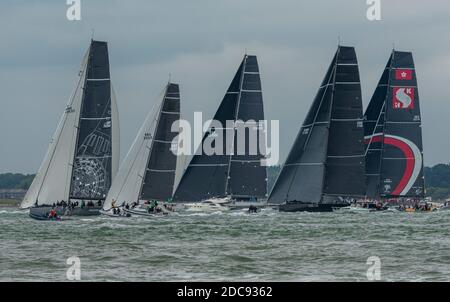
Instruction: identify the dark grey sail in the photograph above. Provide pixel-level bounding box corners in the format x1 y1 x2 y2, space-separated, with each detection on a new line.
227 56 267 200
173 55 267 202
139 83 181 201
364 51 424 199
268 46 366 211
69 40 114 201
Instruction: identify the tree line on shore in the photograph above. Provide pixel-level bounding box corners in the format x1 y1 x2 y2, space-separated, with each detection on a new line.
0 173 34 190
1 164 450 200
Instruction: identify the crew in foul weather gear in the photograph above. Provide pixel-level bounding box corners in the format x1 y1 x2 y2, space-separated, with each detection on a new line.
48 208 58 219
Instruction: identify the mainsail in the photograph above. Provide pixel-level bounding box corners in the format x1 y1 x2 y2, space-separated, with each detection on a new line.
172 55 267 202
364 50 424 199
21 40 119 208
103 83 180 210
268 46 366 205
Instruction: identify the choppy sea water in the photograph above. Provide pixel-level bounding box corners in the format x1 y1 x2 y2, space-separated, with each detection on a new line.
1 207 450 281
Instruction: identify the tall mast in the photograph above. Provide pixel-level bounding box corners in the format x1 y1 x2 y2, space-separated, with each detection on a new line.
224 55 247 196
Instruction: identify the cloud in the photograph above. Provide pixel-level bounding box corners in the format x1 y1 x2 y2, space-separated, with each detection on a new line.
0 0 449 173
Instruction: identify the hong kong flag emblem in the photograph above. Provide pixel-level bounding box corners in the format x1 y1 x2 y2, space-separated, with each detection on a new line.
395 69 413 80
393 87 414 109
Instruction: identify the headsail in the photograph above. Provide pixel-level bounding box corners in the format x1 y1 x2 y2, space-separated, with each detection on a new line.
21 40 119 208
268 46 366 205
103 83 180 210
172 55 267 202
364 50 424 199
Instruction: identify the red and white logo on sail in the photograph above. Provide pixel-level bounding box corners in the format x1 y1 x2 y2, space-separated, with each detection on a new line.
364 133 422 196
395 69 413 80
393 87 414 109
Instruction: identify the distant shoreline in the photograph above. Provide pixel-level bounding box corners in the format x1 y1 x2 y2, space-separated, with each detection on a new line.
0 199 20 208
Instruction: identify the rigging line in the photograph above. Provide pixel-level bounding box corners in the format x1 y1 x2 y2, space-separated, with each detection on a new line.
65 55 89 202
69 45 94 200
369 51 395 198
111 84 120 172
364 56 393 158
364 102 386 157
303 59 337 151
376 51 395 189
320 46 341 199
225 56 247 196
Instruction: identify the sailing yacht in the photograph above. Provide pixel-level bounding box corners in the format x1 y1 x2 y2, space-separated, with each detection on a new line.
268 46 366 212
364 50 425 201
22 40 119 220
172 55 268 211
102 83 180 217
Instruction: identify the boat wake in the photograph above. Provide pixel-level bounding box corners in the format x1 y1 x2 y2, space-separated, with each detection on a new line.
0 209 28 215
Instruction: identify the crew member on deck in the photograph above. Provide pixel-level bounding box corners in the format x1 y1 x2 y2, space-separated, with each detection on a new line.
49 208 57 219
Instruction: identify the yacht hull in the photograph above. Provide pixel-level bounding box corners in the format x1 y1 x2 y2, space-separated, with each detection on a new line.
279 202 349 212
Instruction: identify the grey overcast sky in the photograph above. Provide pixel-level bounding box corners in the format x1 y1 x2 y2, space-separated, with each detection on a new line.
1 0 449 174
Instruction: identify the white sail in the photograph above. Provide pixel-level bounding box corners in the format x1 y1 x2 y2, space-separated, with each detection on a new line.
21 51 89 208
111 85 120 181
103 88 166 210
